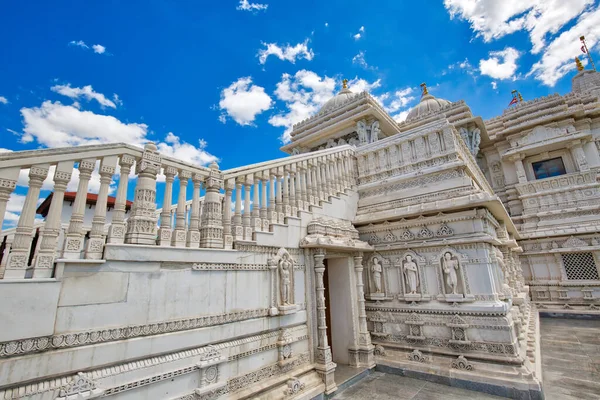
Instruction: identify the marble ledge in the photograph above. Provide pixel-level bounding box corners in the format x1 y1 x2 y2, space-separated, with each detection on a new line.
104 243 247 264
365 301 512 314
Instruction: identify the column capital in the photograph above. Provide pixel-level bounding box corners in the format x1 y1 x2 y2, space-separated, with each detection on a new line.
192 172 205 185
119 154 136 167
164 166 178 179
245 173 254 185
178 169 192 180
235 176 244 186
79 158 96 174
224 178 235 191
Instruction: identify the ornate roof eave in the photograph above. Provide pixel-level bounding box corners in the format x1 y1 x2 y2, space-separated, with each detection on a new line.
501 131 593 160
454 115 492 148
300 234 373 251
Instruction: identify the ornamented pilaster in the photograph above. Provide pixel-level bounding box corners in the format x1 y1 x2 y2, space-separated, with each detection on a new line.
352 252 375 367
158 166 177 246
107 155 135 244
283 166 291 216
299 162 308 210
199 161 224 248
276 167 284 223
186 173 204 248
0 167 19 234
85 156 117 259
313 249 337 394
172 169 191 247
33 162 74 277
252 173 262 232
243 174 253 241
290 167 298 215
510 154 527 184
125 143 161 245
269 169 277 224
259 172 269 231
222 178 234 249
569 140 590 171
63 159 95 259
5 164 49 278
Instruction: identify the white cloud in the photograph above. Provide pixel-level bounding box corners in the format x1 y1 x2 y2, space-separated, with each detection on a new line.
375 88 415 113
219 77 272 125
69 40 89 49
325 22 329 27
392 109 412 123
491 81 498 90
236 0 268 11
479 47 520 80
529 7 600 86
92 44 106 54
347 77 381 94
0 96 8 104
51 84 117 108
258 39 314 64
352 51 372 69
269 70 337 143
354 26 365 40
157 132 217 166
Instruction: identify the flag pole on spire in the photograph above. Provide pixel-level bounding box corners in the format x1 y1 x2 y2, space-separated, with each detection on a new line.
508 89 523 106
580 35 596 71
420 82 428 97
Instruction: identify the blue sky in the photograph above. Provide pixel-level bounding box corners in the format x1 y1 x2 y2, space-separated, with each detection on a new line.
1 0 600 227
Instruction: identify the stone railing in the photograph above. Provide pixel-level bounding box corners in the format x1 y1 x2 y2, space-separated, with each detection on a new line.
220 145 356 248
0 142 216 279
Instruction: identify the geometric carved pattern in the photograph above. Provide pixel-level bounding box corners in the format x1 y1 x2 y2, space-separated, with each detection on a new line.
562 252 599 280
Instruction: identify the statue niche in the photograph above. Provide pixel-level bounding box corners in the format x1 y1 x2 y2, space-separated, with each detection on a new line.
369 121 380 143
366 254 388 300
398 250 429 302
268 247 297 315
435 249 472 302
357 119 368 145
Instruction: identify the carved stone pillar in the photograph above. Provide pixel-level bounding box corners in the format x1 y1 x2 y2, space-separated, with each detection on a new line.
172 170 191 247
186 173 203 248
268 169 277 224
289 168 297 215
222 179 234 249
299 163 308 211
199 161 223 248
32 162 73 277
86 156 117 259
107 155 135 244
318 159 327 201
158 166 177 246
233 177 244 241
325 157 334 196
310 162 319 204
283 167 291 216
125 143 161 245
313 250 337 394
253 173 262 232
352 253 376 367
569 140 590 171
332 156 341 194
0 167 19 234
259 172 269 231
511 154 527 184
243 174 253 240
63 159 95 259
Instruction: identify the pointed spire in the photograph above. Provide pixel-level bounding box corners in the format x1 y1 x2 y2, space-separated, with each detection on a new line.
342 79 348 89
575 57 584 72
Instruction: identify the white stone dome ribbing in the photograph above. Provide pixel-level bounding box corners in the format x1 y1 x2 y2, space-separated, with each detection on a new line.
406 93 451 121
321 87 355 113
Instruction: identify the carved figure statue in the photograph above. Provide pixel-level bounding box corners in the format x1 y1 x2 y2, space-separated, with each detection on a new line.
279 253 292 304
370 121 381 143
471 128 481 155
326 139 336 149
372 257 383 293
357 120 368 144
459 127 471 150
338 138 347 146
403 255 419 294
442 252 460 294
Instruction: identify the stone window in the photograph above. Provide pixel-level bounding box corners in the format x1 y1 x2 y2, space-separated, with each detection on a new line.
561 252 599 280
532 157 566 179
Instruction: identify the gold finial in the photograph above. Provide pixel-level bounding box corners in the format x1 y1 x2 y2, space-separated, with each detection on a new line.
420 82 428 96
575 57 584 71
518 92 524 102
342 79 348 89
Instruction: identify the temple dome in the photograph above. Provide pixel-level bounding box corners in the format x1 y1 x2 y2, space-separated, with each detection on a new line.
405 93 451 122
321 86 355 113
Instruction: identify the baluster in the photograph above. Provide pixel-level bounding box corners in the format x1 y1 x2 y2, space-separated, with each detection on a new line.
124 143 161 245
33 161 73 276
186 173 203 248
299 162 307 211
304 162 313 207
234 177 243 241
0 235 14 278
269 169 277 224
199 161 223 248
107 155 135 244
86 156 117 259
172 170 191 247
260 172 269 231
222 178 234 249
243 174 253 241
5 164 48 278
314 161 323 202
289 166 297 215
325 157 333 197
336 155 344 192
331 155 340 194
276 167 284 223
159 166 177 246
283 166 290 217
0 167 19 234
253 173 262 232
309 161 318 204
63 159 95 259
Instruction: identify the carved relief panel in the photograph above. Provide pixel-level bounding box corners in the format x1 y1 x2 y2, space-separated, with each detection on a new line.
433 248 474 302
268 247 297 315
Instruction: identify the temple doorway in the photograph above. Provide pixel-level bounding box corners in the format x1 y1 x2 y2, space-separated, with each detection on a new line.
325 256 356 365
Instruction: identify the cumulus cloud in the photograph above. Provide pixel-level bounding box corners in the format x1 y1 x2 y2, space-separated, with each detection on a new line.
219 77 272 125
479 47 520 80
444 0 599 86
92 44 106 54
69 40 89 49
268 70 337 143
236 0 268 11
374 87 415 114
157 132 217 166
0 96 8 104
353 26 365 40
352 51 375 70
491 81 498 90
347 77 381 94
51 84 117 108
258 39 314 64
